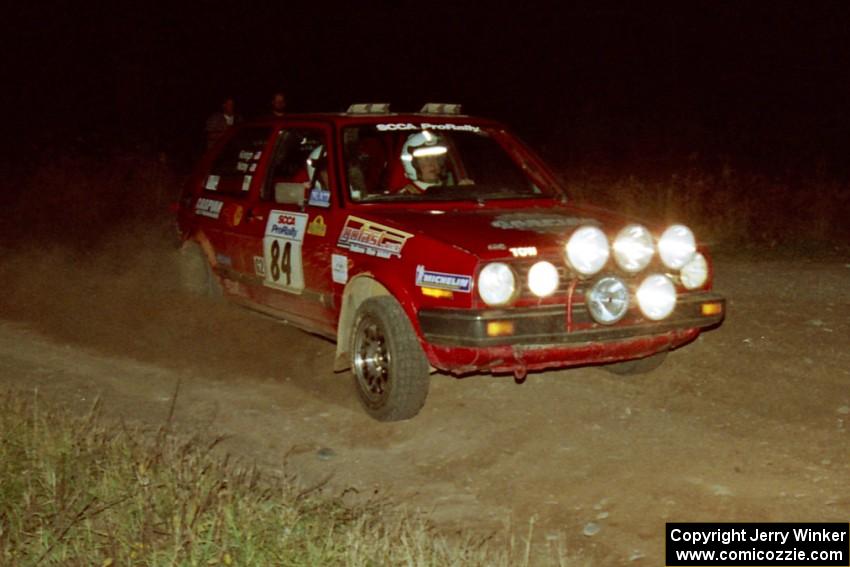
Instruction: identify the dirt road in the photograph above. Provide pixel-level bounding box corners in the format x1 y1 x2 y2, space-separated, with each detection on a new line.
1 247 848 565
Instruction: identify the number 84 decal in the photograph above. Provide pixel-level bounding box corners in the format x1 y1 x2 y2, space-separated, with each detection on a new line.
263 211 308 293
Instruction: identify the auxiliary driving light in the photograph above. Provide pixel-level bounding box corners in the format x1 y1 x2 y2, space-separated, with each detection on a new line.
587 276 630 324
658 224 696 270
613 224 654 272
566 226 610 276
636 274 677 321
681 252 709 290
528 261 559 297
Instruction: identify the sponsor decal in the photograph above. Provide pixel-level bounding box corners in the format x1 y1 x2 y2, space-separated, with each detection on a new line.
308 186 331 208
228 205 244 227
331 254 348 284
510 246 538 258
487 243 507 251
239 150 254 161
253 256 265 276
194 197 223 219
249 163 257 172
204 175 220 190
337 216 413 259
415 265 472 293
241 175 252 191
253 150 262 160
376 123 480 133
237 161 249 172
491 213 599 233
265 210 308 242
307 215 327 237
376 123 417 131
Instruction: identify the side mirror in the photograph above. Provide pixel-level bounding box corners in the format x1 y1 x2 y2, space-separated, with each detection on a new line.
274 182 306 205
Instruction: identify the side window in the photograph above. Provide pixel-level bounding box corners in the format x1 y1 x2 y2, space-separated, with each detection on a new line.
262 129 329 206
206 127 271 196
343 125 391 200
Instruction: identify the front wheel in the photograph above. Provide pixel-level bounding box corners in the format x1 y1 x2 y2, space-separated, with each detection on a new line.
350 296 430 421
604 351 668 376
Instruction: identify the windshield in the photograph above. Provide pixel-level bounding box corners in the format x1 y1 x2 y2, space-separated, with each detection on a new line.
342 123 559 203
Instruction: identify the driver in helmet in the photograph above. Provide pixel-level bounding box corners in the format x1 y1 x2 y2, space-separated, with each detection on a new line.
399 131 451 194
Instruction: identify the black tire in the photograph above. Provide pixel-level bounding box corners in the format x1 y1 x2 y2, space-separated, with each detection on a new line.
350 296 430 421
178 242 222 298
604 351 668 376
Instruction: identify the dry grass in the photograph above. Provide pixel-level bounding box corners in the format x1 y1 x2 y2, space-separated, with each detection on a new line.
0 388 584 566
561 163 850 251
3 150 848 253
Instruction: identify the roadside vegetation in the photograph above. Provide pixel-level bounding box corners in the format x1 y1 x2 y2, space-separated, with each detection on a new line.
0 388 583 566
4 148 848 255
562 162 850 252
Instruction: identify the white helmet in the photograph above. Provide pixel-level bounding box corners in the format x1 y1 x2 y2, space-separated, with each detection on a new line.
306 144 326 187
400 131 447 187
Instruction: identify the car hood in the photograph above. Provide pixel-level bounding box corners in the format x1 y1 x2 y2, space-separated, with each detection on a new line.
359 203 630 258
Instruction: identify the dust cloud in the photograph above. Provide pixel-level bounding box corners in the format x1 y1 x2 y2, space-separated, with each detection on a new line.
0 152 334 389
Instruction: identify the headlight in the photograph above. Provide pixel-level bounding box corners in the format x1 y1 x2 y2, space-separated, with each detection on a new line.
658 224 696 270
527 261 559 298
613 224 654 272
565 226 610 276
477 262 517 306
636 274 677 321
587 276 629 324
681 252 708 290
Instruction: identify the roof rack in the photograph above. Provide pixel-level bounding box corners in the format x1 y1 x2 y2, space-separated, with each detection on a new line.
419 103 462 115
347 103 391 114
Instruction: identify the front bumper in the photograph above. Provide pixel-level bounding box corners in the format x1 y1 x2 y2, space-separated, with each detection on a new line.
419 292 724 347
417 292 724 374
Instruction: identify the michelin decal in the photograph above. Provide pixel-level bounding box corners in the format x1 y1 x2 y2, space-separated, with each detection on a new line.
415 265 472 293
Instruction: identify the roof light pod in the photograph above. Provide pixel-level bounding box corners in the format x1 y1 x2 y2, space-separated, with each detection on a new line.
658 224 696 270
613 224 655 273
565 226 610 276
347 103 390 114
420 102 462 114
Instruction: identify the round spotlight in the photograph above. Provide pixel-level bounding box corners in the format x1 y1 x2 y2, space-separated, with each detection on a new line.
681 252 708 290
613 224 655 273
528 261 559 298
587 276 630 324
566 226 610 276
636 274 677 321
477 262 517 306
658 224 696 270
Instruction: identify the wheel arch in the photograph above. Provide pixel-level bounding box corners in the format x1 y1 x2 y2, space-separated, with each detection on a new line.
181 230 217 267
333 273 419 372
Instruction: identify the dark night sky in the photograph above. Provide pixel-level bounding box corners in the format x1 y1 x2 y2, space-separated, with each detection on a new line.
6 1 850 170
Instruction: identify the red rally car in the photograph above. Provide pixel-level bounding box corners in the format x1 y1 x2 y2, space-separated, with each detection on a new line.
176 103 725 421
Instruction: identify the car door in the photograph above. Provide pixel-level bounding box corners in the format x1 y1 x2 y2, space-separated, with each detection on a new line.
188 125 274 293
230 122 340 336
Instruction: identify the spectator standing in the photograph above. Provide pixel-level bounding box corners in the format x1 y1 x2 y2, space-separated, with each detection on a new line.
269 91 286 118
206 96 242 148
